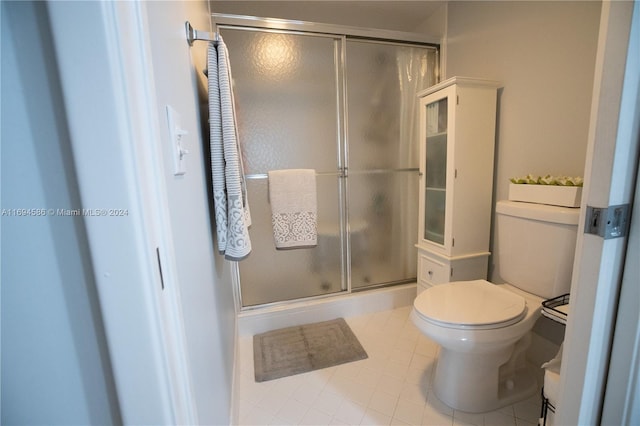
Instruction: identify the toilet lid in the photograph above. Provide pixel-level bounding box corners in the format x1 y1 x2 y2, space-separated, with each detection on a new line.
414 280 526 329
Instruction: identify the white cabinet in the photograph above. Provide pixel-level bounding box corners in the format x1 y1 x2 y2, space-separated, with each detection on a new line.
416 77 500 294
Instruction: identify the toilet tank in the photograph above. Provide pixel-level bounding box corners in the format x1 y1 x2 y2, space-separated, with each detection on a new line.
496 200 580 299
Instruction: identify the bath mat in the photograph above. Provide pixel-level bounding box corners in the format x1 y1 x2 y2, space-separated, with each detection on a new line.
253 318 368 382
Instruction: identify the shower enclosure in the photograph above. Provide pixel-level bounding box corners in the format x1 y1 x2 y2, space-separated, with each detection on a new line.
216 16 439 307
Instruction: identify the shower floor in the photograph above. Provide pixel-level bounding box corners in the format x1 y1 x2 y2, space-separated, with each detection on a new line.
233 305 542 425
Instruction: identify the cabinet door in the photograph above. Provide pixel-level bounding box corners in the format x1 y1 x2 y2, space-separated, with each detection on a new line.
424 96 447 245
419 86 455 252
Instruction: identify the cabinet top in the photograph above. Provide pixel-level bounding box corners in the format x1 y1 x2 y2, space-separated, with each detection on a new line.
417 76 501 98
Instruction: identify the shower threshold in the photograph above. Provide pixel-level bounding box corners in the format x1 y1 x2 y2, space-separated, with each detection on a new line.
236 282 417 337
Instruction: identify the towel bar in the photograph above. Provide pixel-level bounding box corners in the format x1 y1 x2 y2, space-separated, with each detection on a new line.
244 168 419 180
186 21 219 46
245 171 343 180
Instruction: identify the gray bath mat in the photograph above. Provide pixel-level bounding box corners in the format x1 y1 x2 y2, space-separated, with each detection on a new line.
253 318 368 382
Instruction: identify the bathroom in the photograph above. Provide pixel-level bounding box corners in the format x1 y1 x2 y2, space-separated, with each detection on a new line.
2 1 638 426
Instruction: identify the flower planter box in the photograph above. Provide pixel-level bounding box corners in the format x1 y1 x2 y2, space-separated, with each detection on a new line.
508 183 582 208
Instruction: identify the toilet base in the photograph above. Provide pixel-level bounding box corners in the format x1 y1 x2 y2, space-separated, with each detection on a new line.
433 338 538 413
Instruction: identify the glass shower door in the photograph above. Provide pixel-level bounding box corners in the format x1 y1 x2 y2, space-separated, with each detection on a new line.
219 24 439 306
346 40 437 290
221 28 346 306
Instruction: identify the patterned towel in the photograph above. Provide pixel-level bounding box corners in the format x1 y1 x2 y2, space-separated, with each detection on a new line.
209 38 252 260
268 169 317 249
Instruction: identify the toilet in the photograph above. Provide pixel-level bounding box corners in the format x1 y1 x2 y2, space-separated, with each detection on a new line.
411 200 579 413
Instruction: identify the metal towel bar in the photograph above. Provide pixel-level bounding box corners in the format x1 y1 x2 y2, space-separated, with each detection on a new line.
186 21 219 46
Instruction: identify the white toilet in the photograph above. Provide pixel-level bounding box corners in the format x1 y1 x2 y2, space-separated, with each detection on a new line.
411 200 579 413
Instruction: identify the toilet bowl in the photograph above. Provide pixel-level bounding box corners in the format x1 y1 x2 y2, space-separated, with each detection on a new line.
411 279 543 412
411 200 580 413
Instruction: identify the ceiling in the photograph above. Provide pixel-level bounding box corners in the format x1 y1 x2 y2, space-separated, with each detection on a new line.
209 1 446 32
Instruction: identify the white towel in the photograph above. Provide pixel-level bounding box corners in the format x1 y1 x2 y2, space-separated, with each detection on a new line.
268 169 317 249
209 38 252 260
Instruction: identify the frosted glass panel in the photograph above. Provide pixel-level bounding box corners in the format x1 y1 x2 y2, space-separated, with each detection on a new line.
424 189 445 245
349 172 418 289
238 177 343 307
424 98 448 245
347 40 437 170
346 39 433 289
222 29 344 306
222 29 340 174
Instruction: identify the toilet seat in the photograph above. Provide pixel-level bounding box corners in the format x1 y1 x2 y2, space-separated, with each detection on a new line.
414 280 527 330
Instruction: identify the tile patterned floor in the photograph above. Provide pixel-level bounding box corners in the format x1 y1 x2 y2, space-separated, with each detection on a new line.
235 306 541 426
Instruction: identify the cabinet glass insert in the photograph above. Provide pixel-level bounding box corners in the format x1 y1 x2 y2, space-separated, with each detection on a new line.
424 98 448 245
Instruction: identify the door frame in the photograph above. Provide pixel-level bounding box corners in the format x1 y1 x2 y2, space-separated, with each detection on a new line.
556 1 639 424
47 1 197 423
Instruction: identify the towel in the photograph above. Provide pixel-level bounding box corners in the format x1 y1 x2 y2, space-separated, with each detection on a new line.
209 38 252 260
268 169 317 249
541 344 563 406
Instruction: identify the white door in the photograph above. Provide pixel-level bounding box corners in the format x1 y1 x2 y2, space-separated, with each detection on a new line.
600 153 640 425
556 1 639 424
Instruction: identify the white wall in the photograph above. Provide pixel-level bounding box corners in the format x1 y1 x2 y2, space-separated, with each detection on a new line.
2 1 238 424
444 1 601 281
413 3 448 42
0 2 120 424
209 1 445 33
143 2 237 424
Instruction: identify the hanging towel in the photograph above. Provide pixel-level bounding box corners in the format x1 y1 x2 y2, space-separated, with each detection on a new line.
208 38 252 261
268 169 318 249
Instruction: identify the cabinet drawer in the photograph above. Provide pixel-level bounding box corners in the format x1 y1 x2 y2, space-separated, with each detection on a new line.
418 254 449 285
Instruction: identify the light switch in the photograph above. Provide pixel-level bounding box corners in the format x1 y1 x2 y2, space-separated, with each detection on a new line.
166 105 189 176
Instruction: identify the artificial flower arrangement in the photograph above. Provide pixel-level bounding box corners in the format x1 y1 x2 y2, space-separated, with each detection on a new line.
508 175 583 207
510 174 584 186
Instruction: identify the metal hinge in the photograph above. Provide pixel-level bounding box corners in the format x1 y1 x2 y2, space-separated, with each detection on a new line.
585 204 630 239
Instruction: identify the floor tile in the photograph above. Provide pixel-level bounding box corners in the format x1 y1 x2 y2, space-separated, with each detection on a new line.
361 408 392 425
393 399 426 425
254 390 290 417
426 392 454 417
515 417 539 426
453 409 484 426
302 367 336 388
275 398 309 424
383 359 410 380
334 399 367 425
375 374 405 398
292 381 324 406
389 346 414 366
483 409 517 426
399 381 427 406
300 408 333 425
422 405 454 426
234 305 545 426
313 389 344 416
368 389 399 417
239 402 275 425
513 394 541 423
